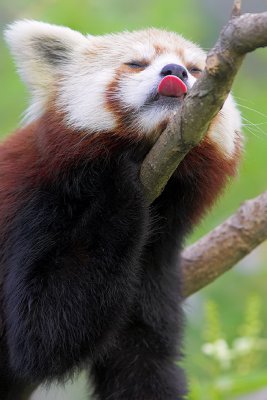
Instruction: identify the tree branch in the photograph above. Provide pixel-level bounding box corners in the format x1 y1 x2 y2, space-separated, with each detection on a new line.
181 191 267 298
139 3 267 299
232 0 242 18
140 10 267 203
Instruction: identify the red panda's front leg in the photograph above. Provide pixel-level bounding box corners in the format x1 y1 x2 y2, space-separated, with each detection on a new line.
90 179 188 400
91 285 187 400
3 157 148 385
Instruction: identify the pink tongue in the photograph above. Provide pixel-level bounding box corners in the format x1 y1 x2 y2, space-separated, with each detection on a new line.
158 75 187 97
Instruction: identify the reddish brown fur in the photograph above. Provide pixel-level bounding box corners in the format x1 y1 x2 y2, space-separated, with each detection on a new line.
0 111 141 235
0 124 39 236
154 45 164 56
153 43 184 62
34 110 140 173
176 133 242 225
0 105 241 238
105 74 139 136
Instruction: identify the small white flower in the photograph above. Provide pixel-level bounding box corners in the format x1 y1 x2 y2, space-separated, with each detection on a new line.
202 339 232 369
233 337 255 355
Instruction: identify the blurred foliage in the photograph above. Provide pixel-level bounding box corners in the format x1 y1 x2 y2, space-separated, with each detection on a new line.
187 295 267 399
0 0 267 399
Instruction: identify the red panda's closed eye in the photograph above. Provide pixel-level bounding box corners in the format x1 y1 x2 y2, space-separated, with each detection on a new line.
124 61 149 70
188 66 203 78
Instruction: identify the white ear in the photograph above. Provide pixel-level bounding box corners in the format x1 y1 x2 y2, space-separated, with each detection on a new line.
4 20 89 91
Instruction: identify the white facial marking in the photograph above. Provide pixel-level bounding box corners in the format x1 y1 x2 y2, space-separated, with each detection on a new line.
57 68 116 132
207 94 242 157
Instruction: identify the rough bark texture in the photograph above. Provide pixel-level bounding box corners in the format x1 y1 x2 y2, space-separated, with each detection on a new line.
181 191 267 298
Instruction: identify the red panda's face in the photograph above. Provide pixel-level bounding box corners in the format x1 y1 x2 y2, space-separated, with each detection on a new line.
5 21 241 157
51 28 207 138
101 32 205 137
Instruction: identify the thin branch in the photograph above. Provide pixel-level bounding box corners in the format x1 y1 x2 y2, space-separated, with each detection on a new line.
182 191 267 298
140 11 267 203
232 0 242 17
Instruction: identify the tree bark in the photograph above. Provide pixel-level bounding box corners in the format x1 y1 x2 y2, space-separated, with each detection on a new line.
181 191 267 298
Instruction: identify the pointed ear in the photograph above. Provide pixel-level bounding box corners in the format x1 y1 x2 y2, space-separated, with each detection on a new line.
4 20 89 90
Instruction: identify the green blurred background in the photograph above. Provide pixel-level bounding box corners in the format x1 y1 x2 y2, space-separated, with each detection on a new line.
0 0 267 399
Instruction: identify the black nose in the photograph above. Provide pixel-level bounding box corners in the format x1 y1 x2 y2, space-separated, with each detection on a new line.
160 63 188 82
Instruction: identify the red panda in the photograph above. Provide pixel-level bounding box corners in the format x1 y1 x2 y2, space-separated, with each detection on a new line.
0 21 242 400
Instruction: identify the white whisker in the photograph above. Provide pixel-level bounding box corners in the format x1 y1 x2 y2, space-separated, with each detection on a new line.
236 103 267 119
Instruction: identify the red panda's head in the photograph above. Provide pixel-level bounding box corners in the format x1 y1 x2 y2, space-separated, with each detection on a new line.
5 21 241 159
